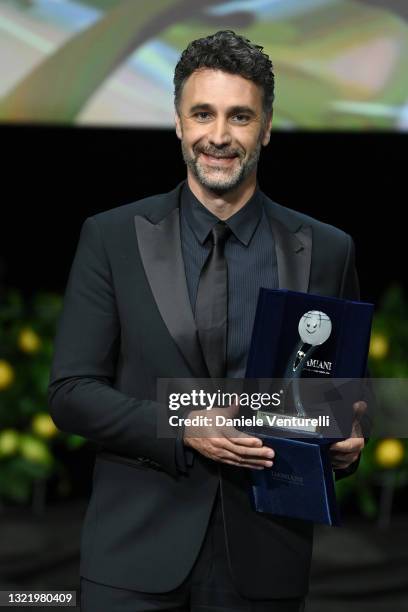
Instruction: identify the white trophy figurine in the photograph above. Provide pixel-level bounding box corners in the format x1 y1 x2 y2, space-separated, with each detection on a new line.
283 311 332 417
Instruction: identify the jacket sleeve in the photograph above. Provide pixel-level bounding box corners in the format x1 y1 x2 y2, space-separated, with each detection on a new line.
339 234 360 302
334 233 368 482
48 216 185 478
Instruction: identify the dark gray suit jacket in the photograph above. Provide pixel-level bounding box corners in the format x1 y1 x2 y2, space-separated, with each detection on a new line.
48 180 360 598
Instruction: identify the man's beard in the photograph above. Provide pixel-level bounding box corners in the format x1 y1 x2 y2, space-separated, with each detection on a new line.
181 138 262 196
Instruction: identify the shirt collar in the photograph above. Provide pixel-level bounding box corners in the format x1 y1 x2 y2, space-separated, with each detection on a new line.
181 181 263 247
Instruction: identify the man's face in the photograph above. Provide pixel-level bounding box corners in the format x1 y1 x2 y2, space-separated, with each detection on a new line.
175 69 272 195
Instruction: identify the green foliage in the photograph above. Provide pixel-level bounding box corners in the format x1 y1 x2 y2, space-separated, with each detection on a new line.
0 289 86 505
335 285 408 518
1 284 407 515
368 285 408 377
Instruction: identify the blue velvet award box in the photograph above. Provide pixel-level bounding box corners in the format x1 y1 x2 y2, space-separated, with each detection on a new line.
243 289 373 526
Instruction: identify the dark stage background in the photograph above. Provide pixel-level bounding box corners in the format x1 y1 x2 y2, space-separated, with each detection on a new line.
1 126 405 303
1 126 407 612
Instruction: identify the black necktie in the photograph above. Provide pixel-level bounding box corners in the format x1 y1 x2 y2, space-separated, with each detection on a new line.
195 221 231 378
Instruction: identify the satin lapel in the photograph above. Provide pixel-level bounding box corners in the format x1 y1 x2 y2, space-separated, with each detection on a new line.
134 208 209 378
265 207 312 293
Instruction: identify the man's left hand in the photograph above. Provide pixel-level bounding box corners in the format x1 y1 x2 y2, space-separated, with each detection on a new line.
329 401 367 470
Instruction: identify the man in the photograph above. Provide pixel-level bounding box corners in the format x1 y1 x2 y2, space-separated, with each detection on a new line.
49 31 364 611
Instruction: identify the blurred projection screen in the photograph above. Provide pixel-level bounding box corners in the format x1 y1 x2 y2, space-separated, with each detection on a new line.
0 0 407 129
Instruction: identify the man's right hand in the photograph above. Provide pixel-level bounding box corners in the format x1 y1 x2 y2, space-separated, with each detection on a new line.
183 403 274 469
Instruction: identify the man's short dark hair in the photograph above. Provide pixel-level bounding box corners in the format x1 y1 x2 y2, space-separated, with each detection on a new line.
174 30 275 117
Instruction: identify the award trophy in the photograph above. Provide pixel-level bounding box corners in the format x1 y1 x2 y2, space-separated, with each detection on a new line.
255 310 334 433
244 289 373 525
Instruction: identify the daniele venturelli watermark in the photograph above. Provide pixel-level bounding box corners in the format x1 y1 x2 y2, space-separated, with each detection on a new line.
166 388 330 431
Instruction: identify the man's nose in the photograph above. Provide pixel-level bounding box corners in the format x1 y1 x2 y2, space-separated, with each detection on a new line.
208 118 232 147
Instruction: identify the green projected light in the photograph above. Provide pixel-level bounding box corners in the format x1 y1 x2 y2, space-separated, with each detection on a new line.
0 0 407 129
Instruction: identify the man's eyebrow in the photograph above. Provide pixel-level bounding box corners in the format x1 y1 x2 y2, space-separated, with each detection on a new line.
188 103 256 116
228 105 256 116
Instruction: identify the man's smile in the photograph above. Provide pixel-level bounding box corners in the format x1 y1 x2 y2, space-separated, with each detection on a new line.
199 152 239 167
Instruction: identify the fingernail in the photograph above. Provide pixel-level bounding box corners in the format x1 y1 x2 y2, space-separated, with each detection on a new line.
265 461 273 467
267 450 274 458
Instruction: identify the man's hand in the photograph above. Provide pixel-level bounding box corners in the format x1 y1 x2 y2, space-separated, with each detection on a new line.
183 403 274 469
329 400 366 469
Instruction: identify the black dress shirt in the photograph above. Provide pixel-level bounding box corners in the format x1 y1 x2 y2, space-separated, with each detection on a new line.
180 181 279 378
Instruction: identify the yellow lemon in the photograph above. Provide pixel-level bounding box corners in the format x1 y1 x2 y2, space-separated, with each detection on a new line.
369 333 389 360
0 429 20 457
19 435 53 466
0 360 15 390
32 413 58 438
18 328 41 353
375 438 405 469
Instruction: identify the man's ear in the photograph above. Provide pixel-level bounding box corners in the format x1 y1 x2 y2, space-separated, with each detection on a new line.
175 111 182 140
261 111 273 146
